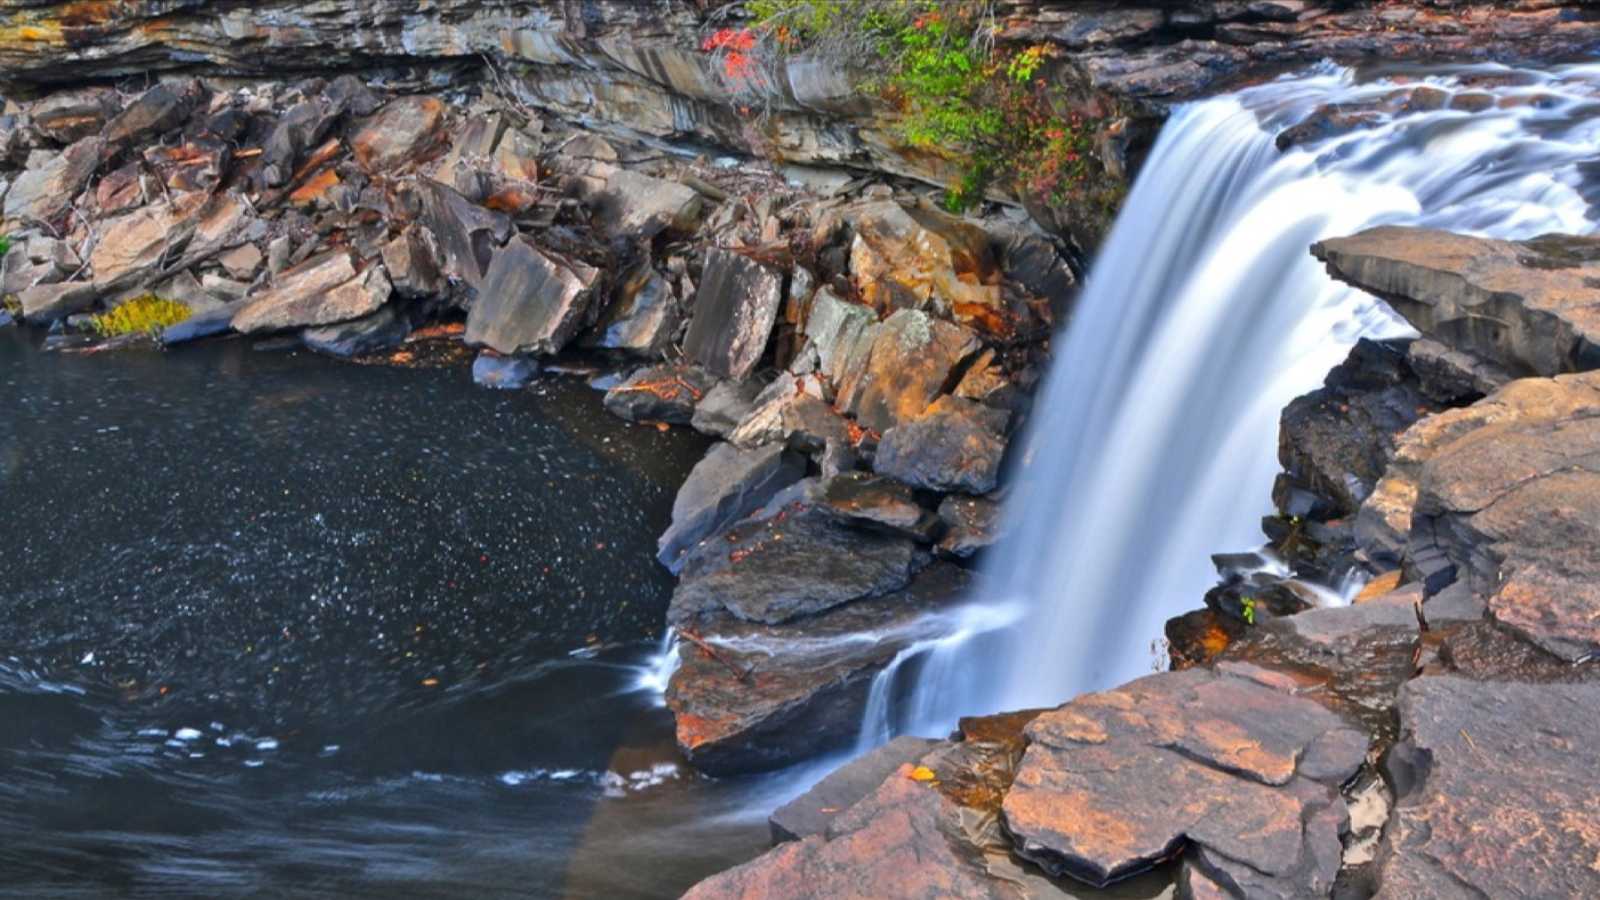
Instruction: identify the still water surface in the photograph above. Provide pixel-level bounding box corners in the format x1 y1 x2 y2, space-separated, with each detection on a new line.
0 329 781 898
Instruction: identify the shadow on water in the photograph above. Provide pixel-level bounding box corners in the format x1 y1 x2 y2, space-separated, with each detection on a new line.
0 329 790 898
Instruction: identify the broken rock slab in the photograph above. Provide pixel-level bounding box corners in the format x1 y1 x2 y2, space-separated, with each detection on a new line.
350 95 446 172
464 238 599 356
682 248 785 381
1314 227 1600 377
1004 666 1366 893
845 308 982 435
657 441 807 573
301 305 410 358
591 167 706 238
4 136 102 226
232 250 393 334
666 562 968 775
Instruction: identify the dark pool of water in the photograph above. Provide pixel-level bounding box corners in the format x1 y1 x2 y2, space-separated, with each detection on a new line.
0 329 785 898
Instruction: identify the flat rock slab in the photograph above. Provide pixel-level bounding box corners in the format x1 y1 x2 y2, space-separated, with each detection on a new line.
1378 676 1600 898
464 238 599 356
1004 667 1366 893
769 735 940 843
603 362 716 424
875 394 1009 494
1314 227 1600 377
683 248 785 381
350 95 445 172
666 563 968 774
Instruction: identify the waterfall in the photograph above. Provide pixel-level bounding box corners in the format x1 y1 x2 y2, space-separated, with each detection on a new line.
887 63 1600 733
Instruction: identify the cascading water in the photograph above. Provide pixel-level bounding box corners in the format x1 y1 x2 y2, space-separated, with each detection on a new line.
862 63 1600 742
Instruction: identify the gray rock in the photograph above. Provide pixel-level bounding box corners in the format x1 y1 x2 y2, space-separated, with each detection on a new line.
875 395 1009 494
350 95 446 172
592 168 706 238
690 378 764 439
844 308 982 435
584 266 679 355
1314 227 1600 377
380 225 446 300
1405 337 1512 404
814 472 939 542
682 248 784 380
769 735 941 843
937 493 1003 558
657 442 807 572
101 80 203 150
232 250 393 334
31 87 120 144
410 179 512 289
4 136 102 226
465 238 599 356
603 363 717 424
17 281 97 325
471 352 540 389
217 243 264 281
157 301 246 346
302 305 410 357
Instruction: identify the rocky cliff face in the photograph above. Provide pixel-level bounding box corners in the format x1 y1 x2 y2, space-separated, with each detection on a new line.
2 1 1597 252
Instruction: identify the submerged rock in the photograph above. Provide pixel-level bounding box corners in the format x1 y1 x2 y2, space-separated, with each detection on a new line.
657 442 807 573
470 352 539 389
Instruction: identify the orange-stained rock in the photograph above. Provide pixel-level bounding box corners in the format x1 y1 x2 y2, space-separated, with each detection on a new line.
1003 667 1365 892
350 95 446 172
843 308 982 435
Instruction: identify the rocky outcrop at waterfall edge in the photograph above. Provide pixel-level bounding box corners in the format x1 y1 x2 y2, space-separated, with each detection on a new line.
682 226 1600 898
1 2 1599 255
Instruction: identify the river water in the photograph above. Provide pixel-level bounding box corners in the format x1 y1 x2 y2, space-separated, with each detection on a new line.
0 329 785 898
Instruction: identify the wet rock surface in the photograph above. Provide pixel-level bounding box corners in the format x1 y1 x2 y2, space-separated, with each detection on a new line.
657 442 807 573
768 735 940 844
665 562 968 774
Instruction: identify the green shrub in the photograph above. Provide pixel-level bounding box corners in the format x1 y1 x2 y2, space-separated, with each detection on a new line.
88 294 191 338
737 0 1108 214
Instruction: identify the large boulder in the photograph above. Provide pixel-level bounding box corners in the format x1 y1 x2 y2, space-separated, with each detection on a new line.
1377 677 1600 898
31 87 120 143
668 481 927 627
232 250 393 334
665 562 968 774
101 80 203 150
657 442 807 573
682 248 785 380
1278 338 1439 519
583 265 680 356
591 168 706 238
847 199 1006 333
464 238 600 356
1314 228 1600 378
844 308 982 435
1004 666 1366 893
874 395 1009 494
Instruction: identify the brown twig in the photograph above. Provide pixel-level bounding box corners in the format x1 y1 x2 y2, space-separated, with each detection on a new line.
679 628 754 683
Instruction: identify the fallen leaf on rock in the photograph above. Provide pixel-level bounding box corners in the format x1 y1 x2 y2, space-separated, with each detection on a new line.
909 766 937 783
